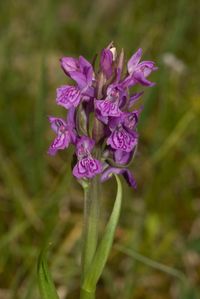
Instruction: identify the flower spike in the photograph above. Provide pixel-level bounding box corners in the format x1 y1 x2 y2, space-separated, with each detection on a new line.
48 44 157 187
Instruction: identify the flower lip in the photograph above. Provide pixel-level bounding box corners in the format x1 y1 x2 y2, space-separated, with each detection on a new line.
56 85 82 109
107 125 138 152
73 157 102 179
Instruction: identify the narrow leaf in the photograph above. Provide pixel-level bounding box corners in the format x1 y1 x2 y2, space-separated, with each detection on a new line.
82 175 122 292
37 248 59 299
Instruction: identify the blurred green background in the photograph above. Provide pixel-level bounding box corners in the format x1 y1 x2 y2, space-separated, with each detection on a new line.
0 0 200 298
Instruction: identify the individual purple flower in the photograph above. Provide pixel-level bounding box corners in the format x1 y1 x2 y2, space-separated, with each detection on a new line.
100 49 113 78
106 110 139 153
122 48 157 88
94 84 125 121
75 136 95 157
122 110 140 130
48 117 72 156
101 167 137 189
57 56 94 110
73 136 102 179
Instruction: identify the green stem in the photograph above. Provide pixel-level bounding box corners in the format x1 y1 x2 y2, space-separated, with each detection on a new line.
81 175 100 283
80 288 95 299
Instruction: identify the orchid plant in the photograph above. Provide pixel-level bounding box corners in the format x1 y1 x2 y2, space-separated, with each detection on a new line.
37 43 157 299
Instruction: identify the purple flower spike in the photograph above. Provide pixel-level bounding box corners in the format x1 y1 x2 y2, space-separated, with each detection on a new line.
49 44 157 185
48 117 71 156
101 167 137 189
73 157 102 179
107 125 138 152
100 49 113 78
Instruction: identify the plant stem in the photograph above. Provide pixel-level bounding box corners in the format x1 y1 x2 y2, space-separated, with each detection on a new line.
81 175 100 283
80 288 95 299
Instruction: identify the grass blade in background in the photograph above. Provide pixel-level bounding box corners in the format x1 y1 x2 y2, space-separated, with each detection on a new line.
33 57 47 191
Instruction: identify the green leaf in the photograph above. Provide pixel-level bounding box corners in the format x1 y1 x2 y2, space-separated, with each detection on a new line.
82 175 122 293
37 248 59 299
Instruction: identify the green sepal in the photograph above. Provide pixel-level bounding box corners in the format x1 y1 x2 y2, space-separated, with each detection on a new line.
82 175 122 293
37 247 59 299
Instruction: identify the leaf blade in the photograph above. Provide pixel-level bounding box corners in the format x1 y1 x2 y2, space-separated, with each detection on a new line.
37 249 59 299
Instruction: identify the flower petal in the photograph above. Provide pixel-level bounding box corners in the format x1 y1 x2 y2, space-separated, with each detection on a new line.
100 49 113 78
133 71 155 87
123 111 140 130
127 48 143 74
76 136 95 158
56 85 81 109
48 133 70 156
95 99 122 117
137 61 158 77
60 57 78 75
107 126 138 152
114 149 133 165
48 117 67 134
69 71 89 89
73 157 102 179
101 167 137 189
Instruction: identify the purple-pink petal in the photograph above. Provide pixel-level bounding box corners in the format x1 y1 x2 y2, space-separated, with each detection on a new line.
48 116 67 134
123 111 140 130
56 85 81 109
76 136 95 158
114 149 133 165
137 61 158 77
69 71 89 89
101 167 137 189
60 57 78 75
48 133 70 156
133 71 155 87
100 49 113 78
95 99 122 117
73 157 102 179
127 48 142 74
107 126 138 152
60 55 94 88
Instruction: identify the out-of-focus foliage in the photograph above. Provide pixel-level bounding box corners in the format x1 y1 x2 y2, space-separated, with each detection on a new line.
0 0 200 298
